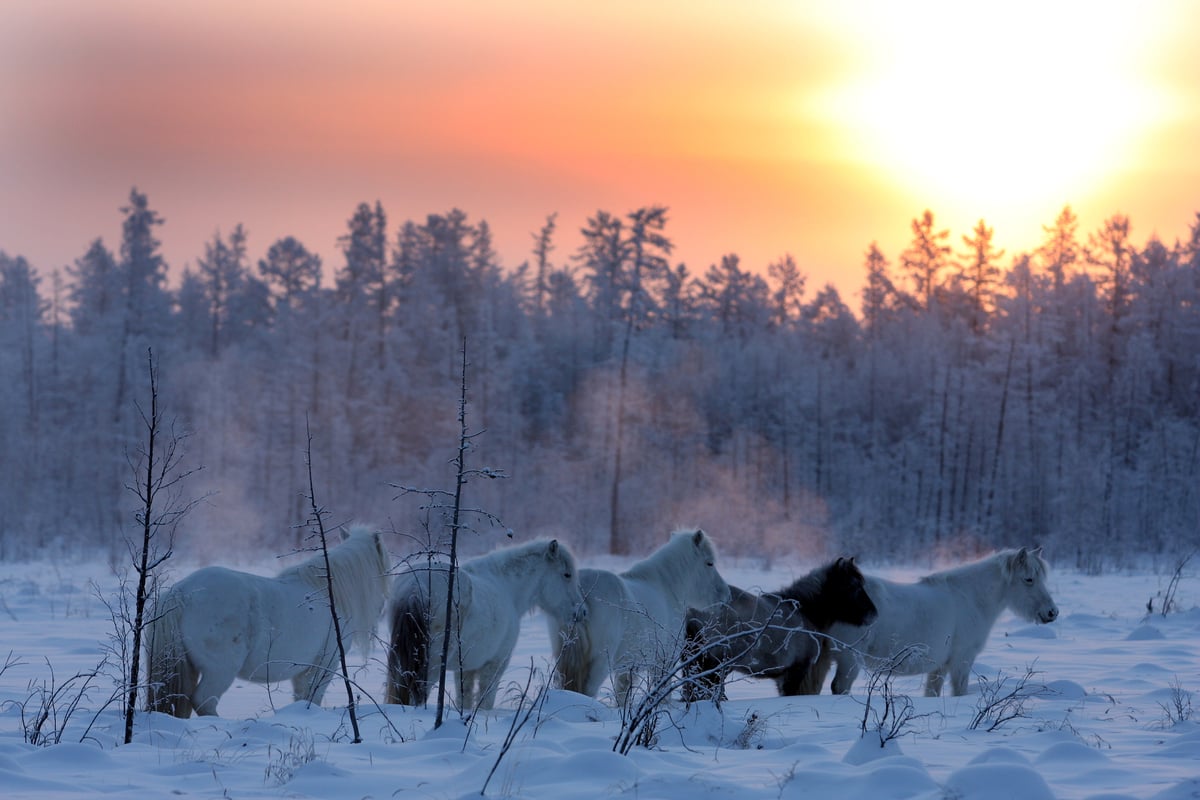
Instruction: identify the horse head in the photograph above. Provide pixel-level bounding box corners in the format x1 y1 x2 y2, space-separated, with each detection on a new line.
1003 547 1059 624
830 556 879 627
683 528 731 607
538 539 588 623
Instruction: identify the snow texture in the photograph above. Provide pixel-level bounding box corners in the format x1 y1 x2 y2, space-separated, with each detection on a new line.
0 556 1197 799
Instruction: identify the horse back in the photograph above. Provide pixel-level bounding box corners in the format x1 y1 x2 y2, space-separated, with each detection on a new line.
856 575 959 667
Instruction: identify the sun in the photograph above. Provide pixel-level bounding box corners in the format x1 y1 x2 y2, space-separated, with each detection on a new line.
804 1 1175 212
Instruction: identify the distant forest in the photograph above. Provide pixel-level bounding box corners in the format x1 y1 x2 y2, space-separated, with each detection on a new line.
1 190 1197 569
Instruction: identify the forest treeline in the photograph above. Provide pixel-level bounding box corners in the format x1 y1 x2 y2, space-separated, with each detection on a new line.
1 190 1197 568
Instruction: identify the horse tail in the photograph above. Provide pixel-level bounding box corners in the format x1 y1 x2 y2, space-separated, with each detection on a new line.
145 592 197 718
553 611 594 695
385 585 431 706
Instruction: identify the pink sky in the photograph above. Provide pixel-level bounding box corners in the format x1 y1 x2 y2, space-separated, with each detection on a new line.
2 1 1198 300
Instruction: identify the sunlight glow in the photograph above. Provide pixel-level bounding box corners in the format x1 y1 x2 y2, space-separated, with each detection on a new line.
805 1 1178 210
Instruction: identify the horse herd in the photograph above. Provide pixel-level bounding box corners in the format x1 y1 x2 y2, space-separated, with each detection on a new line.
145 527 1059 719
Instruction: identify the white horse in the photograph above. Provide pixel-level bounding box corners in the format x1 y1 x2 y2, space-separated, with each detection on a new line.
146 528 391 717
550 528 731 706
811 547 1059 697
385 538 585 711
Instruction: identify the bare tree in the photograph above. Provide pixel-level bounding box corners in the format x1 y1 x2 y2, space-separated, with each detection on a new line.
123 348 202 744
857 646 937 748
300 416 363 743
390 339 507 729
1155 551 1194 617
969 664 1046 732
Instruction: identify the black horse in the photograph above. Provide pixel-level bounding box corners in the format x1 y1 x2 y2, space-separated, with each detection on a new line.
682 557 877 703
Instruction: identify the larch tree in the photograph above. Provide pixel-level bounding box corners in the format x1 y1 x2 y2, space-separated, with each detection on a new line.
577 210 628 361
957 219 1005 334
531 213 558 317
901 209 954 312
859 241 908 340
117 188 172 341
195 224 250 358
0 253 45 539
1087 214 1135 376
768 253 807 330
258 235 322 316
66 239 121 336
110 189 172 547
337 201 389 376
607 206 672 555
659 262 696 340
1037 205 1081 292
699 253 770 340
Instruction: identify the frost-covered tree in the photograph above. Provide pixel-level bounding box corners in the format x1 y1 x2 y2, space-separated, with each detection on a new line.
0 252 44 427
530 213 557 316
957 219 1005 333
3 196 1200 566
576 209 628 360
698 253 770 339
859 241 912 339
901 210 954 312
1037 205 1081 292
258 235 322 315
117 188 172 340
768 253 806 330
0 252 47 546
66 239 120 335
194 224 251 357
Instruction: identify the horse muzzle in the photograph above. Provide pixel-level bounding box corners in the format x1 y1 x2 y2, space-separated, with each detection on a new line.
1039 606 1059 624
572 602 589 623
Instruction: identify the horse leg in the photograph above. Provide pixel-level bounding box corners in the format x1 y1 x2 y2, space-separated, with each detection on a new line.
583 656 611 699
191 663 236 716
776 654 816 696
801 645 833 694
291 665 333 706
611 669 635 708
473 659 510 711
173 657 199 718
453 670 474 711
949 662 972 696
829 650 859 695
924 668 947 697
292 667 318 704
292 639 342 705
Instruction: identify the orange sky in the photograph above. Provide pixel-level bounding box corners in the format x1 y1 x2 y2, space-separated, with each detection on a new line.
2 0 1198 301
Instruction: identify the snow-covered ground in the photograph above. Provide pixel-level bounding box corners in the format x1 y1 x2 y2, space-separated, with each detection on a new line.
0 551 1197 799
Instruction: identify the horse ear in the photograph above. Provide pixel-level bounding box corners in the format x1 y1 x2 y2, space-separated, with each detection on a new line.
692 529 705 546
1016 547 1029 563
339 526 351 542
547 539 559 557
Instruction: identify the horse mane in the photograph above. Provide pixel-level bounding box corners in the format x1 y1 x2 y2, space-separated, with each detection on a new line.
777 559 845 631
468 538 573 576
623 528 714 584
920 547 1047 586
279 527 390 654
